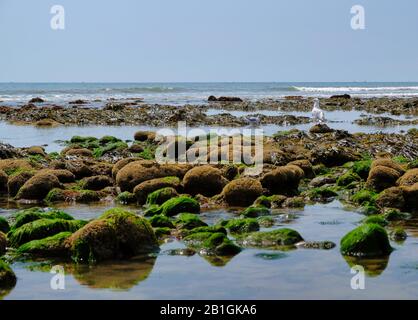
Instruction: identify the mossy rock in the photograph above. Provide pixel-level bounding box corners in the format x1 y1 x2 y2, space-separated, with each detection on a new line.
184 232 241 256
375 187 405 210
362 215 388 227
306 187 338 201
16 173 62 200
8 218 86 247
67 208 158 264
241 206 270 218
154 227 172 239
340 223 392 257
0 216 10 233
238 228 303 248
283 197 305 208
351 189 378 205
70 136 98 144
16 231 72 257
0 259 16 290
93 141 128 158
383 208 410 221
159 196 200 217
389 227 407 241
174 213 207 230
253 195 272 208
336 170 361 187
362 202 380 215
10 207 74 231
224 218 259 234
116 191 137 204
257 216 275 228
352 159 372 180
148 214 174 228
0 232 6 255
146 187 178 206
143 204 162 217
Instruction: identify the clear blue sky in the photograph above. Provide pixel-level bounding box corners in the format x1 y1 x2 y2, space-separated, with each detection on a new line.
0 0 417 82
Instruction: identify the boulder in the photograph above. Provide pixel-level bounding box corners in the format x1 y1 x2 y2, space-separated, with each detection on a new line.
65 160 93 179
221 178 263 207
116 161 188 192
64 148 94 158
309 123 334 134
401 183 418 212
27 146 46 157
223 218 259 234
340 223 392 257
183 232 241 256
182 165 228 197
66 208 159 263
16 232 72 257
159 196 200 217
37 169 75 183
81 175 113 191
288 160 314 178
111 157 139 179
0 159 33 176
7 171 34 197
134 131 155 142
0 170 7 193
133 176 181 204
16 173 62 200
10 207 74 231
260 166 301 195
371 159 405 175
375 187 405 210
0 260 16 290
397 168 418 186
366 165 402 192
146 187 178 205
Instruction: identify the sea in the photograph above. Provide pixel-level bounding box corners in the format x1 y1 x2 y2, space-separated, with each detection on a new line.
1 82 418 106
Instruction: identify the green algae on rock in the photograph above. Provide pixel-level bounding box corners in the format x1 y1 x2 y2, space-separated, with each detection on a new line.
241 206 270 218
148 214 174 228
146 187 178 206
340 223 392 257
115 191 136 204
238 228 303 248
224 218 259 234
159 196 200 217
9 218 87 247
16 231 72 257
10 207 74 231
183 232 241 256
174 213 207 230
67 208 159 264
362 215 388 227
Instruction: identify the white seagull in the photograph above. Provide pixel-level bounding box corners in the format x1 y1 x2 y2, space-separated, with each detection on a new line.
312 98 325 123
246 115 260 126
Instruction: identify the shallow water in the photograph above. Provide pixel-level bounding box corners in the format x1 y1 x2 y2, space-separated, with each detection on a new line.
0 113 416 153
2 200 418 300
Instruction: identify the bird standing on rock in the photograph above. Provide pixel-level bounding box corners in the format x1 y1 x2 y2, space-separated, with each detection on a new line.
312 98 325 123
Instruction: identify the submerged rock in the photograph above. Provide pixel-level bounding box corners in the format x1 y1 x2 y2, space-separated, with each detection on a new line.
238 228 303 248
223 218 260 234
183 232 241 256
296 241 336 250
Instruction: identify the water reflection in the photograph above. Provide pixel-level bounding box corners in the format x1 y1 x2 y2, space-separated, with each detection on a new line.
343 255 390 277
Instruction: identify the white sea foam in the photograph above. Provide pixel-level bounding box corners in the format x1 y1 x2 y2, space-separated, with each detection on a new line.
294 86 418 92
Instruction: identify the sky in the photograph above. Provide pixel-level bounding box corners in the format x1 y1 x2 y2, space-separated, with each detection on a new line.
0 0 417 82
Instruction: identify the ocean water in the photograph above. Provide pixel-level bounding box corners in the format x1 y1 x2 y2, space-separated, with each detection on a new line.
1 82 418 106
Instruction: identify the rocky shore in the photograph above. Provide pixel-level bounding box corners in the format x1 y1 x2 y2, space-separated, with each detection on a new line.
0 96 417 127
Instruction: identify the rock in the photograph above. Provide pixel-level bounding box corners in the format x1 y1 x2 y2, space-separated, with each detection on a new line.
383 208 410 221
0 159 33 176
283 196 305 208
207 96 243 102
330 94 351 99
0 170 7 193
351 189 378 205
7 171 34 197
64 148 94 157
146 187 178 205
10 207 74 231
128 143 144 153
37 169 75 183
134 131 155 142
366 165 402 192
174 213 207 230
68 99 87 104
183 232 241 256
241 206 270 218
159 196 200 217
309 123 334 134
288 159 314 178
111 157 139 178
29 97 44 103
351 159 372 179
375 187 405 210
238 228 303 248
397 168 418 186
133 176 181 204
310 145 360 167
148 214 174 228
362 215 388 227
115 191 136 204
182 165 228 197
309 176 336 187
208 95 217 102
0 217 9 234
0 142 23 159
389 227 407 241
336 170 361 187
65 160 93 179
16 173 62 200
35 118 61 127
0 260 16 290
116 161 188 192
221 178 263 207
81 175 113 191
260 166 302 195
401 182 418 212
66 208 159 263
27 146 46 157
0 232 6 255
371 159 405 175
8 218 86 247
306 186 338 202
16 231 72 257
296 241 336 250
223 218 259 234
340 223 392 257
